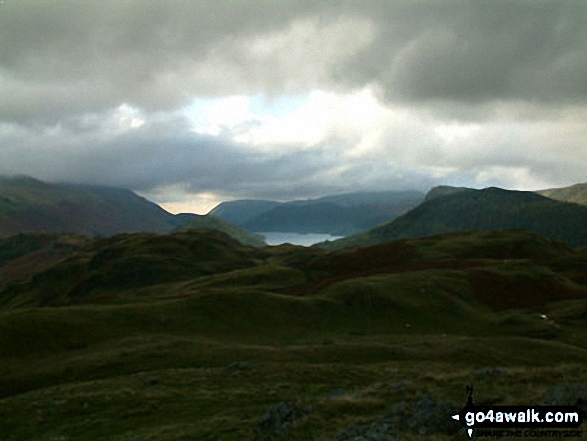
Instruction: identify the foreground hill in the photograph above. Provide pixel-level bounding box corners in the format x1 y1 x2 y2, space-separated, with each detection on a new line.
320 186 587 250
209 191 424 235
538 182 587 206
1 229 587 439
0 233 91 291
173 214 266 247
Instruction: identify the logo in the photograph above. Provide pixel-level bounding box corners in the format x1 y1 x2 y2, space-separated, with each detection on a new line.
451 386 583 438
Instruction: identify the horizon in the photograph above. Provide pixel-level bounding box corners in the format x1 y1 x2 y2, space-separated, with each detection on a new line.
1 1 586 214
1 172 584 216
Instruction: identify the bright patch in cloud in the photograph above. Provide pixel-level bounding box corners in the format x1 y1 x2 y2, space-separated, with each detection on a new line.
476 166 554 190
138 184 226 215
115 104 145 130
183 87 396 152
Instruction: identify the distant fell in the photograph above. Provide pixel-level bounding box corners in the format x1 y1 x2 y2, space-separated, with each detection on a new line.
538 182 587 206
210 191 424 236
424 185 471 201
0 176 178 237
320 186 587 249
208 199 281 225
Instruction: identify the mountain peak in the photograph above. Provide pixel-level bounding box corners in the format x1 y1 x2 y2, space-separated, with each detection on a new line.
424 185 472 201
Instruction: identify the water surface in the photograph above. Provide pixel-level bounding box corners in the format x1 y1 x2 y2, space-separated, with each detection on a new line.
258 232 343 247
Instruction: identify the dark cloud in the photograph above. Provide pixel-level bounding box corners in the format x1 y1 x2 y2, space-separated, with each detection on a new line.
1 1 586 207
0 111 436 201
2 1 586 123
340 1 587 105
0 0 322 121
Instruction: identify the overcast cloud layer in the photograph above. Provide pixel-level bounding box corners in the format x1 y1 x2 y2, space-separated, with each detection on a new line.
1 0 586 213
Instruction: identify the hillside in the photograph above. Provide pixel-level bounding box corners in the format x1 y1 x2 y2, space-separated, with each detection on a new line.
173 214 266 247
0 233 91 290
1 229 587 439
0 177 264 246
210 191 424 236
0 229 259 307
538 182 587 206
0 176 180 237
208 199 281 225
320 186 587 250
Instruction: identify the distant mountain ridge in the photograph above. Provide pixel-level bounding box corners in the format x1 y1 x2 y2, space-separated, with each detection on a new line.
538 183 587 206
209 190 424 236
0 177 264 246
321 186 587 249
0 176 179 237
208 200 281 226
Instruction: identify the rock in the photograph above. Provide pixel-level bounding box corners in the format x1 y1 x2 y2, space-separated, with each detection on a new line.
254 401 309 440
227 361 250 373
331 395 459 440
542 383 587 416
330 421 397 440
404 396 459 435
474 366 505 376
326 388 349 399
383 395 460 436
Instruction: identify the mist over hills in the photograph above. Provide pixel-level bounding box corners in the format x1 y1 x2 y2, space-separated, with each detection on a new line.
209 191 424 236
321 186 587 250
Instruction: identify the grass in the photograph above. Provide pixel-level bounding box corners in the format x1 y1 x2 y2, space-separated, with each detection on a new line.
1 230 587 439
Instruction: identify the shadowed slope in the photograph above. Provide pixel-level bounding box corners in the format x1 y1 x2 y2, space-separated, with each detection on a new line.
320 187 587 250
0 176 177 237
0 229 257 307
174 214 266 247
210 191 424 236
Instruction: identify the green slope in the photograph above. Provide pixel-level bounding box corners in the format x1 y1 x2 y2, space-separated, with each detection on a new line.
320 186 587 250
1 229 587 440
0 229 260 307
0 233 91 291
173 214 266 247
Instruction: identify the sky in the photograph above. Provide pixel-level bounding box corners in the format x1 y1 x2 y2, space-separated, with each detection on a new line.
1 1 586 214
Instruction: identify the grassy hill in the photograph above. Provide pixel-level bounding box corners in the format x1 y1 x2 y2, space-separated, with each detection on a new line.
320 186 587 250
174 214 266 247
538 182 587 206
0 233 91 291
0 176 179 237
1 229 587 439
210 191 424 236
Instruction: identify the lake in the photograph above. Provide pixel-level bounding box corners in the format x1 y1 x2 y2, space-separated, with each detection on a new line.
257 232 343 246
